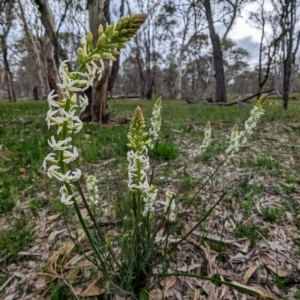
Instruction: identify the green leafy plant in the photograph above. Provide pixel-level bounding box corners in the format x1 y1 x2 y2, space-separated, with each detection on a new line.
261 207 283 223
256 156 280 170
149 140 180 160
234 222 269 246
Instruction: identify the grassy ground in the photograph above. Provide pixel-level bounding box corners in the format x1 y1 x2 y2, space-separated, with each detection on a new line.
0 98 300 299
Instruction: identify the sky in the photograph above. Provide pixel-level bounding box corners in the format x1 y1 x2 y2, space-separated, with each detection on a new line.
225 0 275 66
228 18 261 65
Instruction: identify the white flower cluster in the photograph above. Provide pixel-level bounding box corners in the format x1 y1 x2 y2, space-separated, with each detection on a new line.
127 149 150 191
86 175 100 204
226 124 239 155
142 185 158 216
226 102 265 157
43 35 105 205
192 121 211 157
128 149 159 217
164 191 176 221
148 97 162 149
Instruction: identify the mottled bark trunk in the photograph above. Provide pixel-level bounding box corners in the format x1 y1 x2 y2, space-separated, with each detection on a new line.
5 70 16 102
1 37 16 102
33 0 62 94
33 0 69 70
145 68 154 100
135 48 145 99
108 56 120 97
174 56 183 99
93 61 110 122
18 0 45 99
46 50 60 93
203 0 226 103
283 55 292 110
87 0 110 123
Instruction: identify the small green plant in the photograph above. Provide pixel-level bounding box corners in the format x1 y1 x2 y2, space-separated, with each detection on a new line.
234 222 269 246
243 195 255 217
261 207 283 223
273 274 285 290
0 217 33 264
28 198 45 216
179 175 194 190
279 183 296 194
49 281 78 300
0 181 15 213
255 156 280 170
149 141 180 160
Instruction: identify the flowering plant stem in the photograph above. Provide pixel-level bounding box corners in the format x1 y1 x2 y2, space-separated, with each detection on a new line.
74 181 120 268
153 193 226 269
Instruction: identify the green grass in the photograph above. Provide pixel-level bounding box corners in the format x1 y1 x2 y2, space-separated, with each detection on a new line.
0 216 33 265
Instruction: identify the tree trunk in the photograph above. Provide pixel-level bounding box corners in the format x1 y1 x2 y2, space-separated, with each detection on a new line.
283 51 292 110
134 39 146 99
203 0 227 103
18 0 45 99
87 0 110 123
33 0 63 94
0 37 16 102
46 50 59 93
33 0 69 70
275 0 300 110
145 68 155 100
107 0 124 97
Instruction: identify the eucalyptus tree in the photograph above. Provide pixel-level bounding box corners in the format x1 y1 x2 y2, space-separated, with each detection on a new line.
199 0 249 102
163 0 208 99
17 0 46 99
271 0 300 109
0 0 16 102
126 0 173 100
32 0 65 94
86 0 110 122
249 0 284 96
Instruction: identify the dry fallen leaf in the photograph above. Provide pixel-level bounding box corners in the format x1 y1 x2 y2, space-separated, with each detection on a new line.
163 276 177 295
19 167 26 173
242 265 258 284
193 289 201 300
47 213 61 222
267 265 290 277
80 273 104 297
33 276 47 290
48 229 67 242
74 286 105 297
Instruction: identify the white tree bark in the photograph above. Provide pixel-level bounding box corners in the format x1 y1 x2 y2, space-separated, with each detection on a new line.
17 0 45 99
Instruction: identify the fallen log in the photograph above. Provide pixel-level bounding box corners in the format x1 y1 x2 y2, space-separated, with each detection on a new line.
185 89 275 105
206 89 275 106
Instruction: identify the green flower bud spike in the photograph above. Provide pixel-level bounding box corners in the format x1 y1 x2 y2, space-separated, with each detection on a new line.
98 24 103 35
127 106 148 155
86 31 93 42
